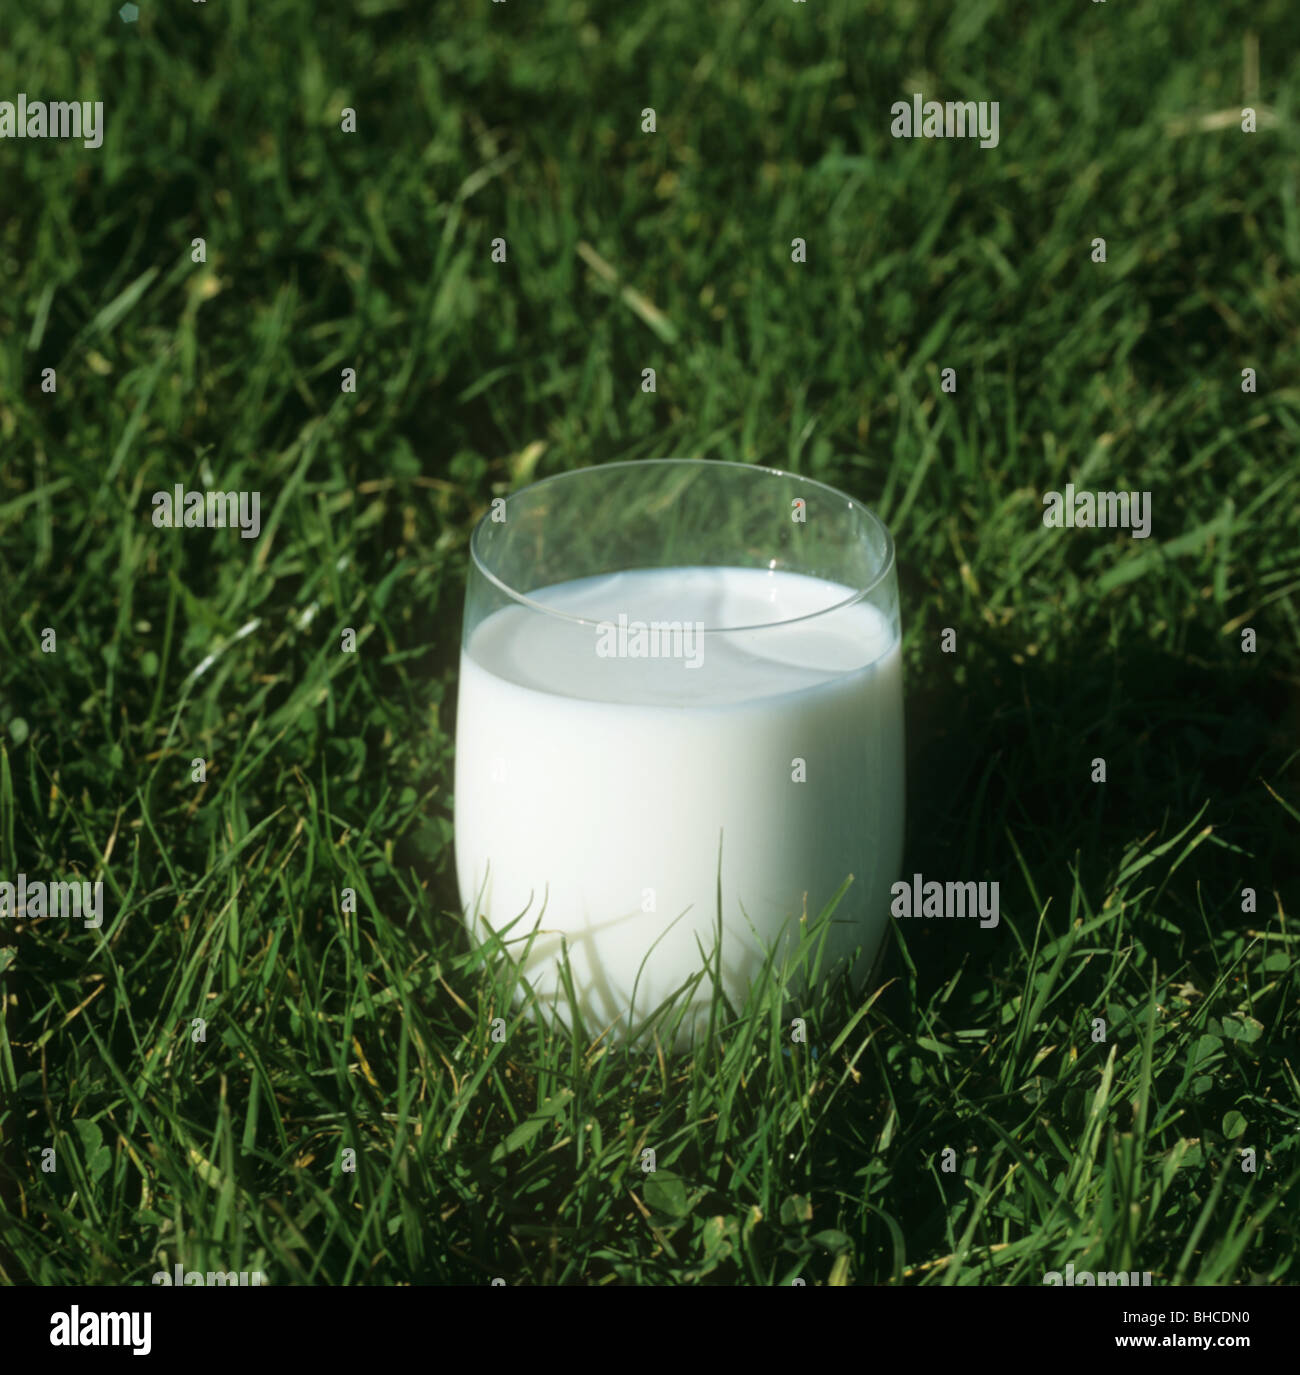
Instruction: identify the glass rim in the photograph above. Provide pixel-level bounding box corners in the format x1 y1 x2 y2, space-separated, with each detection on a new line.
468 458 897 634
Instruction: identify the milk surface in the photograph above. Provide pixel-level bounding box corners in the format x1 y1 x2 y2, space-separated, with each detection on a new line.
454 565 904 1044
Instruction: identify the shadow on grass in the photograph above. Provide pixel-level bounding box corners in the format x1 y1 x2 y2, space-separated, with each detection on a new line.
793 621 1300 1283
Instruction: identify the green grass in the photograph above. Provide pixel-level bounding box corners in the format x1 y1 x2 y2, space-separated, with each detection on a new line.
1 0 1299 1285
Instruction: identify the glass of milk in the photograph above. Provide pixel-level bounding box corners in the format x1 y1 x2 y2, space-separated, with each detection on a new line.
454 459 903 1048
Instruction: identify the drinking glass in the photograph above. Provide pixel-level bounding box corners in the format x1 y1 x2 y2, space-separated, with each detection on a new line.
454 459 903 1047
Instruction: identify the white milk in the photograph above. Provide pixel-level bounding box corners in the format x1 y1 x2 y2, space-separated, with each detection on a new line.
454 565 904 1046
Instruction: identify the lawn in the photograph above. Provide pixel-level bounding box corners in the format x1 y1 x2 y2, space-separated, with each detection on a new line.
0 0 1298 1285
